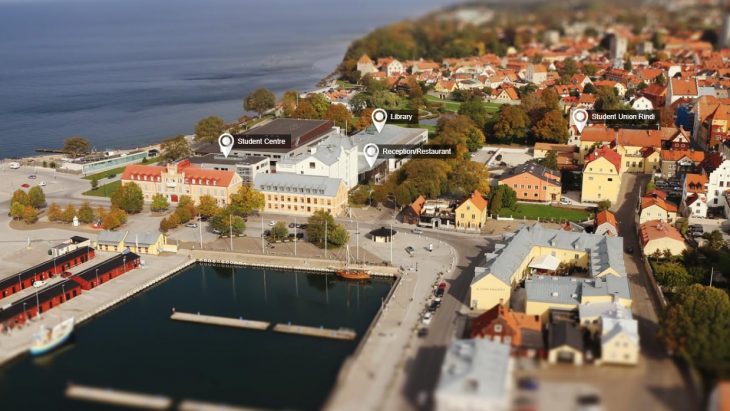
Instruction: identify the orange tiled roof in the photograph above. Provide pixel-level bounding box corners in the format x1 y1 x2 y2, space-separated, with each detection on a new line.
409 195 426 215
584 146 622 172
670 78 698 96
470 304 541 347
122 163 237 187
463 190 488 211
684 173 708 194
639 220 685 245
595 210 617 227
660 150 704 162
641 196 678 213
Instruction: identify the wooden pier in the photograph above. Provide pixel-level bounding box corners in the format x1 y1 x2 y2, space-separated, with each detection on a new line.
65 384 172 410
273 323 357 341
170 311 270 330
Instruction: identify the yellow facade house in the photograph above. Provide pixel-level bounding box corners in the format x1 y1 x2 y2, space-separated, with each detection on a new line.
470 224 632 318
95 231 174 255
255 173 348 217
581 146 623 204
455 190 488 230
639 220 687 256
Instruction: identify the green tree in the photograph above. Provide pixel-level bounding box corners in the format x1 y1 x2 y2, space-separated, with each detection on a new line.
63 136 91 157
446 161 490 197
323 104 354 132
307 93 330 118
198 195 221 219
78 202 95 224
91 177 99 190
704 230 726 251
306 210 349 249
228 185 265 217
594 86 626 110
646 179 656 193
210 208 246 236
161 135 192 161
654 262 694 289
244 88 276 117
489 189 503 215
150 194 170 212
10 202 24 220
493 105 530 142
102 208 127 230
538 151 559 170
28 186 46 208
271 221 289 241
194 116 226 143
658 284 730 378
532 109 568 143
597 199 611 212
111 182 144 214
540 88 561 111
458 99 490 129
22 205 38 224
11 189 30 207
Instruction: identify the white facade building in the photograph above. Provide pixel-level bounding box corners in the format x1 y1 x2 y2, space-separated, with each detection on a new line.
275 133 359 188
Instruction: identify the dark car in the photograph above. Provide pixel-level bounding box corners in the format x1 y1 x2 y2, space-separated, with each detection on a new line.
495 154 502 161
288 222 295 228
625 246 634 254
296 232 304 239
417 327 429 338
517 377 539 391
427 301 439 312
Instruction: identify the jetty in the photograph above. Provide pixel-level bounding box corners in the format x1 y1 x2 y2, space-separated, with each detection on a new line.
170 311 270 330
65 384 172 410
178 399 259 411
273 323 357 341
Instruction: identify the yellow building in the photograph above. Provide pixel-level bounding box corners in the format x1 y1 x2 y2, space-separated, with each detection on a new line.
455 190 488 230
639 220 687 256
639 194 678 225
471 224 632 318
95 231 173 255
578 126 665 174
121 160 243 207
255 174 348 217
581 146 623 204
601 317 640 366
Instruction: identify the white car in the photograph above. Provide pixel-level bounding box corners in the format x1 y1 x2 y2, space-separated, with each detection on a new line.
8 162 20 169
33 280 46 288
39 181 46 187
559 197 570 205
412 228 424 235
421 312 433 325
268 220 276 226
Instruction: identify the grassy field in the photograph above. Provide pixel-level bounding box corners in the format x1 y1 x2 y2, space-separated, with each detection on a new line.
498 203 592 222
83 180 121 197
425 94 502 114
83 158 162 181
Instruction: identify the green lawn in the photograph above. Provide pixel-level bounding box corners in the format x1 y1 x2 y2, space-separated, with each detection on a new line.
425 94 502 114
497 203 592 222
336 80 361 89
83 180 121 197
83 158 162 180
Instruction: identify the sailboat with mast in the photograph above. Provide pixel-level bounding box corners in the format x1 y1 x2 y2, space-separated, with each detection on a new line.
336 244 371 281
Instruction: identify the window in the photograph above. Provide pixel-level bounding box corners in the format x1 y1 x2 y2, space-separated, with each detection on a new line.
608 178 613 182
494 324 502 332
309 162 316 169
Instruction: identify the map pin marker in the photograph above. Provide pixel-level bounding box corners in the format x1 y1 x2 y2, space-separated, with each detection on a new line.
218 133 234 158
371 108 387 133
363 143 379 169
572 109 588 134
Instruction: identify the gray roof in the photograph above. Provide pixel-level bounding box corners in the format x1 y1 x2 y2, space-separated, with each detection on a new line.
277 134 357 167
526 276 583 305
473 224 626 286
504 162 561 185
548 322 583 350
601 317 639 345
352 125 428 173
436 339 512 403
579 301 632 321
254 173 343 197
581 275 631 301
97 230 127 244
128 232 161 246
189 153 268 166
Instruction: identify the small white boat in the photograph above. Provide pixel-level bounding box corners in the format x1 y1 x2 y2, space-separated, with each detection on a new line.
32 280 46 288
30 317 75 356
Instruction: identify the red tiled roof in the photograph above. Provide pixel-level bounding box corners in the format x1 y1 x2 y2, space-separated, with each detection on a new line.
470 304 541 347
684 173 708 194
670 78 698 96
595 210 617 227
639 220 685 245
584 146 622 172
122 163 237 187
641 196 678 213
660 150 704 162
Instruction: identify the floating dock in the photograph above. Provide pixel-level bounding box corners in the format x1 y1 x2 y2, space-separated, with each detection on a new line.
273 323 357 341
179 399 261 411
170 311 270 330
65 384 172 410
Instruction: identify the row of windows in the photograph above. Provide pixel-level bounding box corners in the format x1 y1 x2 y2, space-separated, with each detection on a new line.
261 185 326 195
265 203 331 213
265 194 332 206
511 183 549 190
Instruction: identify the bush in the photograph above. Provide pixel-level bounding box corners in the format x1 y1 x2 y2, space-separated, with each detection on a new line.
151 194 169 212
61 204 77 224
22 206 38 224
271 221 289 240
78 202 95 224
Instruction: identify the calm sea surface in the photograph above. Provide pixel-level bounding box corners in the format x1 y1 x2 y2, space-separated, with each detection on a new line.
0 264 394 410
0 0 454 159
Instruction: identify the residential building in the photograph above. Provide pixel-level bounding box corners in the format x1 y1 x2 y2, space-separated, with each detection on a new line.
356 54 377 76
353 125 428 184
601 315 639 366
434 339 513 411
667 78 699 105
702 153 730 209
642 83 667 108
470 224 631 314
499 163 562 203
533 143 578 171
276 133 359 188
639 220 687 256
455 190 488 230
254 173 348 217
630 96 654 110
582 146 622 204
594 210 618 236
188 154 270 184
121 161 243 206
578 301 632 334
95 231 173 255
470 304 543 358
681 173 709 217
417 199 456 229
385 59 404 77
609 34 627 62
547 322 584 365
639 191 678 224
403 195 425 225
659 150 704 179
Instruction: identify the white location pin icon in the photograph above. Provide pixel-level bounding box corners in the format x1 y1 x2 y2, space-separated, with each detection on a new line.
572 109 589 133
218 133 234 158
371 108 387 133
363 143 379 169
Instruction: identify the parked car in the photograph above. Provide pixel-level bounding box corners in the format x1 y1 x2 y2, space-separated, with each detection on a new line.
296 232 304 239
517 377 539 391
435 288 445 298
559 197 570 205
185 222 198 228
405 246 415 255
625 246 634 254
411 228 424 235
575 394 602 411
417 327 429 337
21 183 30 188
107 174 117 179
427 301 439 312
421 312 433 325
268 220 276 226
288 222 295 228
28 175 37 179
38 181 46 187
495 154 503 161
8 162 20 169
211 228 222 235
